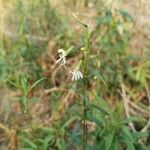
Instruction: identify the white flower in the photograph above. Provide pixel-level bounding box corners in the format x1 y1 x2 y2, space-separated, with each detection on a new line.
70 69 83 81
56 49 67 65
117 25 123 35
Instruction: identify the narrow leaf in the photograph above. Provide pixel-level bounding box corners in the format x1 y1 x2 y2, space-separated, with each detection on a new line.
105 131 115 150
92 104 110 115
30 77 46 91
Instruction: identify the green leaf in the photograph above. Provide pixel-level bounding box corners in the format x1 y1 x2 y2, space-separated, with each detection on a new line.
122 126 134 142
66 46 74 55
123 133 135 150
82 93 92 113
90 69 107 85
7 80 18 88
105 131 115 150
22 138 37 149
97 139 106 149
61 116 79 131
113 136 120 150
122 116 141 124
82 93 90 106
36 135 54 150
92 104 110 116
43 135 54 149
29 77 46 91
22 96 28 113
88 115 104 127
132 132 148 140
57 138 67 150
40 127 56 134
98 128 106 138
20 75 29 94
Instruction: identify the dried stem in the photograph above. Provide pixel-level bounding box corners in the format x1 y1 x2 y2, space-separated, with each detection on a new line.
120 83 136 132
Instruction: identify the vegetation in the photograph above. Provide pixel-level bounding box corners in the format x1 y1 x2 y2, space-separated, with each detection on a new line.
0 0 150 150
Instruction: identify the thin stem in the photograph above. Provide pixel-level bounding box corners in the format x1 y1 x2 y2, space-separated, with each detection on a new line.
83 29 91 150
72 14 92 149
83 72 87 150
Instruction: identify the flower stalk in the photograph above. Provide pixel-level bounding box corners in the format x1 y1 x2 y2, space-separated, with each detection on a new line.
72 14 92 149
82 27 92 149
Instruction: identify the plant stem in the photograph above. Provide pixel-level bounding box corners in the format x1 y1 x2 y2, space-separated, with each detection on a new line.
83 77 87 150
83 28 91 150
73 15 92 149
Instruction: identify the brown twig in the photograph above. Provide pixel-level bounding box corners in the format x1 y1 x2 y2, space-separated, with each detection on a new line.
120 83 136 132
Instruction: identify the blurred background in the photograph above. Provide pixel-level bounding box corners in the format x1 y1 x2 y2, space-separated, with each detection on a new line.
0 0 150 149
